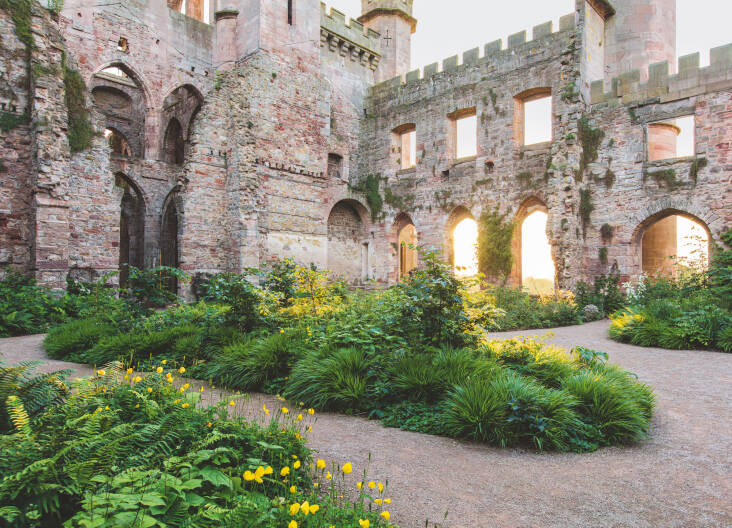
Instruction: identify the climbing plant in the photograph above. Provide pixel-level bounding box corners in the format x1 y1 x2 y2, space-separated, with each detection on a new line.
579 188 594 236
577 114 605 175
477 208 514 283
62 56 94 152
350 173 383 220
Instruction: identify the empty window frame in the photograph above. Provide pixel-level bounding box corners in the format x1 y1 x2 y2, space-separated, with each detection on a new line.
288 0 294 25
648 115 695 161
451 108 477 160
392 124 417 170
328 153 343 179
515 89 552 146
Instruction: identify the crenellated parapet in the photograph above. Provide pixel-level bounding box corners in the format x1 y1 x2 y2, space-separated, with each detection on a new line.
368 13 575 93
321 3 381 71
591 43 732 105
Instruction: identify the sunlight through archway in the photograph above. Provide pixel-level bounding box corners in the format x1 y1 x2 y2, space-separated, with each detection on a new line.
522 211 555 295
453 218 478 276
642 214 709 277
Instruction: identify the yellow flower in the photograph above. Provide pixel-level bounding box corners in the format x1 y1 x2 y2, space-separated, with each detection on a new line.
135 404 140 408
207 422 212 427
104 406 110 411
342 462 352 474
245 466 266 483
384 498 391 504
289 503 300 516
183 383 189 389
288 521 297 528
308 408 315 415
282 407 289 414
174 399 180 405
316 459 326 470
325 471 332 480
179 367 185 374
307 426 313 433
156 367 163 374
126 368 133 374
161 360 167 365
295 433 302 440
180 387 186 393
310 504 319 514
124 375 129 381
263 404 270 415
313 482 319 488
134 376 142 383
357 481 363 490
97 370 105 376
368 481 375 489
296 414 303 421
181 403 189 408
199 386 204 393
281 466 290 476
244 471 255 481
359 520 370 528
280 329 285 334
301 501 310 515
147 387 153 393
380 511 390 521
378 482 384 493
229 400 235 406
263 466 273 475
374 498 382 505
290 485 297 493
293 460 301 470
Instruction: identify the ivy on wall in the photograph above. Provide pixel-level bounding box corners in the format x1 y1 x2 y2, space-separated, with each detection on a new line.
350 174 383 221
579 187 594 236
477 208 514 284
63 56 93 153
578 114 605 175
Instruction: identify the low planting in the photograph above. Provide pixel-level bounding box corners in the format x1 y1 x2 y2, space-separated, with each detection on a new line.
0 363 399 528
41 252 654 453
610 229 732 352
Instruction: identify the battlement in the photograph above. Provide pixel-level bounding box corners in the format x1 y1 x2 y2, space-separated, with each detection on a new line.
370 13 575 91
591 43 732 105
362 0 413 15
321 3 381 70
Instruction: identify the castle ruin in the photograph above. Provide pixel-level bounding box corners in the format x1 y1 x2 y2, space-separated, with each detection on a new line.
1 0 730 292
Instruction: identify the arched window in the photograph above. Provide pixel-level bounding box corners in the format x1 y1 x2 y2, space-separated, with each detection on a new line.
521 210 555 295
641 213 709 277
116 175 145 286
163 118 185 165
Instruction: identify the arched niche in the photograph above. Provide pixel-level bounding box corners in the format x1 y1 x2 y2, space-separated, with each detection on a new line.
327 199 371 284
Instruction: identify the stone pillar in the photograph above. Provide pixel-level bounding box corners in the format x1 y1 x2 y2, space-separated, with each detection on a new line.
604 0 676 83
358 0 417 82
214 9 239 71
648 122 680 161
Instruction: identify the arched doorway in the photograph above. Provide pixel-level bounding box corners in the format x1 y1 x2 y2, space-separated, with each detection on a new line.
327 200 370 284
446 206 477 276
394 213 418 279
640 212 709 277
521 210 555 295
117 174 145 286
160 195 180 292
163 118 185 165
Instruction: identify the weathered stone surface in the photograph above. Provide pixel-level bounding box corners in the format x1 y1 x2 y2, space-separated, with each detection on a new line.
0 0 729 293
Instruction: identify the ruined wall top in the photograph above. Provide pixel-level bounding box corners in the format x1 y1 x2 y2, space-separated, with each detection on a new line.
321 3 382 56
368 12 576 94
591 43 732 105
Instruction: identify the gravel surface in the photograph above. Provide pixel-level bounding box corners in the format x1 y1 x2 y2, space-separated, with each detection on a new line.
1 321 730 528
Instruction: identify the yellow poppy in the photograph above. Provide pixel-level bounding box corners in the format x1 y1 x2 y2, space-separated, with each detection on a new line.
293 461 301 470
156 367 163 374
316 459 326 470
289 503 300 516
301 501 310 515
380 511 390 521
358 520 370 528
342 462 352 474
281 466 290 476
368 481 375 489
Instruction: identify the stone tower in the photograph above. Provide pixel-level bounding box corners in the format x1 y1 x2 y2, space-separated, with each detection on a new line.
358 0 417 82
604 0 676 82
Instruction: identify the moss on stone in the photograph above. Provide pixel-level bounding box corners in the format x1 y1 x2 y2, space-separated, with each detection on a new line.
600 223 613 241
0 0 34 51
578 114 605 175
63 57 94 153
384 187 414 212
517 171 533 188
689 157 707 184
603 167 616 188
350 174 383 221
0 111 30 133
579 187 594 235
647 168 681 190
599 247 608 265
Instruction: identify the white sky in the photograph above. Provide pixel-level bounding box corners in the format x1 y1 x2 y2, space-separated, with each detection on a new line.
329 0 731 70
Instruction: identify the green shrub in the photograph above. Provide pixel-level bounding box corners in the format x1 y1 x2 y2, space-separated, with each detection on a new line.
286 348 373 412
43 317 117 359
203 331 296 391
380 401 450 436
199 273 267 331
575 270 626 316
563 369 654 445
83 324 202 365
124 265 189 307
443 370 582 451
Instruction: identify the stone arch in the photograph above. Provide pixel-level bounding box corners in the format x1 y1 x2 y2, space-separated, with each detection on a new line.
392 213 418 280
160 189 182 291
104 126 133 156
632 208 712 277
445 205 475 267
327 199 371 284
91 63 148 158
91 60 153 109
163 118 185 165
115 173 146 286
510 196 555 289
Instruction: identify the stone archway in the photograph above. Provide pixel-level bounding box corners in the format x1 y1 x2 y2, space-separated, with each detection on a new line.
160 193 180 292
510 197 555 293
393 213 418 280
117 174 145 286
445 206 475 270
327 199 371 284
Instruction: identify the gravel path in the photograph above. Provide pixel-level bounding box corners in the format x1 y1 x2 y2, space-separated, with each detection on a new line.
1 322 730 528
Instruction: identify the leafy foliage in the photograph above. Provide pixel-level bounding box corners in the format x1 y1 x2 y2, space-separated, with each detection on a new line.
63 57 94 153
124 265 189 308
477 208 514 283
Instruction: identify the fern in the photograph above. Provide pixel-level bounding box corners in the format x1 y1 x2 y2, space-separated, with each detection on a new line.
6 396 31 437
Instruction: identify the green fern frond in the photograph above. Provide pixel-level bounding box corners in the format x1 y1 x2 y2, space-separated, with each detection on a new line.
6 396 31 437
